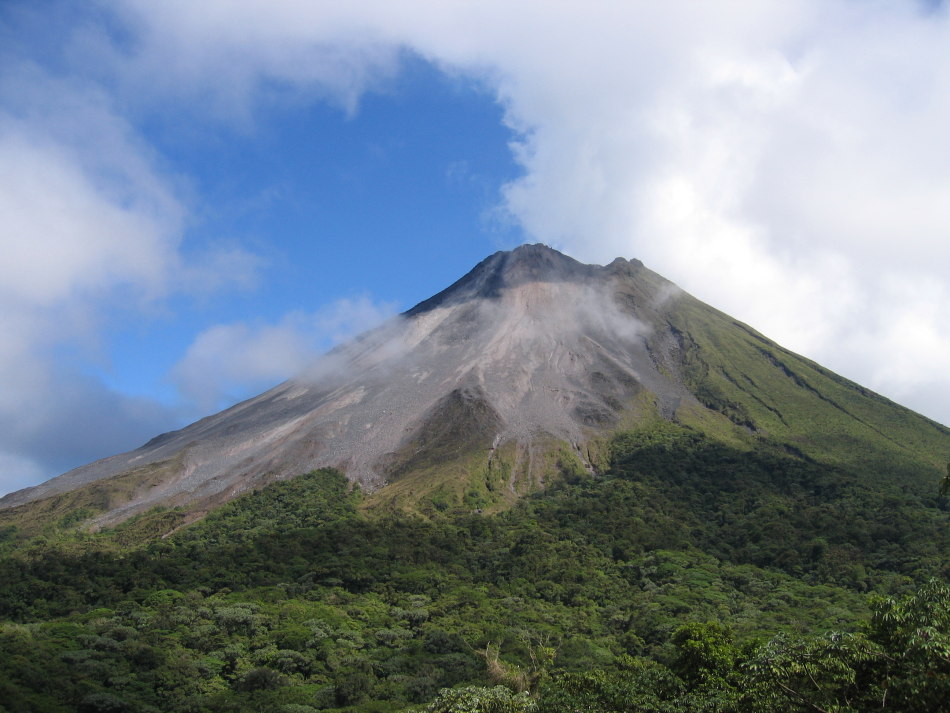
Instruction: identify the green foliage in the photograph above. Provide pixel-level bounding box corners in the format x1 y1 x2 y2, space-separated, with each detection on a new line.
0 429 947 712
665 294 950 496
744 630 879 712
741 580 950 712
535 660 688 713
421 685 534 713
56 507 94 530
867 578 950 710
670 622 735 685
602 423 950 586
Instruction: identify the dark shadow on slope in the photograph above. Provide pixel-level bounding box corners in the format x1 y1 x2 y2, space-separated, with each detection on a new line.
381 385 504 481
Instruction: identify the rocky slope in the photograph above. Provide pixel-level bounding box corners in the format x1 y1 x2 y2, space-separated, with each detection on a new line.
2 244 947 526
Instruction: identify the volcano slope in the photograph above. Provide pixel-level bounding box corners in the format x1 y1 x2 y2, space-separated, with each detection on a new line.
2 245 950 713
1 243 947 532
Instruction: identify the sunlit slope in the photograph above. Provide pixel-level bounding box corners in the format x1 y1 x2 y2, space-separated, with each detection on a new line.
662 292 949 490
1 245 946 531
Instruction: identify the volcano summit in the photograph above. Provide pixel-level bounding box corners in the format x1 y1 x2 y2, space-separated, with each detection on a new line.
2 244 947 526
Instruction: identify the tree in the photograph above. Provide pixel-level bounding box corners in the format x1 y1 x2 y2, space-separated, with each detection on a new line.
671 621 736 686
743 631 879 712
422 685 535 713
534 660 686 713
744 579 950 712
867 578 950 711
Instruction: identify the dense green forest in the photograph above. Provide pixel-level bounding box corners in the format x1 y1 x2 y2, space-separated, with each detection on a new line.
1 423 948 712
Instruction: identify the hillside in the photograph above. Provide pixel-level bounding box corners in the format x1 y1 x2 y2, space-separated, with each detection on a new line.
1 422 949 712
1 245 947 535
1 245 948 712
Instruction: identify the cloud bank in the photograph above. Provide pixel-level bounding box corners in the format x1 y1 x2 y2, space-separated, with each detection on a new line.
100 0 950 426
3 0 949 495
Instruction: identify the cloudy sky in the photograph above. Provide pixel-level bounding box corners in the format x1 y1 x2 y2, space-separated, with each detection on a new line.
2 0 948 497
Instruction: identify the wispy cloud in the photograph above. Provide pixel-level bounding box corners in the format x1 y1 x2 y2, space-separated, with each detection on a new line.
172 296 399 413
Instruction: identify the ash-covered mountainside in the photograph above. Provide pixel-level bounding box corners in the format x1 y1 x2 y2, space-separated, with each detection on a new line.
3 244 947 526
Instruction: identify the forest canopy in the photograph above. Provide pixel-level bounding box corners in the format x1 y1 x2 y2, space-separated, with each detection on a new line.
1 424 948 712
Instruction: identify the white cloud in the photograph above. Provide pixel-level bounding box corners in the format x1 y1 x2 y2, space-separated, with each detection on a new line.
0 453 47 499
0 83 179 307
172 296 398 413
0 133 165 305
106 0 403 120
95 0 950 425
0 54 265 495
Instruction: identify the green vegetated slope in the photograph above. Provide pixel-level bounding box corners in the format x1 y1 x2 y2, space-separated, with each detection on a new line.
371 270 950 519
0 454 190 543
2 421 949 712
661 292 949 491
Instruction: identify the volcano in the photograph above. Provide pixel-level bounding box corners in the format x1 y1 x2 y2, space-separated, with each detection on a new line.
2 244 947 526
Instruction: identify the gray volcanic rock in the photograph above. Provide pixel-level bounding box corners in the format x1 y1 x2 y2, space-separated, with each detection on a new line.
0 244 695 524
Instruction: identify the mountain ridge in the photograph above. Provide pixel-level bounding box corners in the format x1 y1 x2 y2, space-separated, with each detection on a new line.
1 244 946 530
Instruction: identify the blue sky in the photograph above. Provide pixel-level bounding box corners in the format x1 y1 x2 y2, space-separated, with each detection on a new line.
2 1 950 497
100 55 524 408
